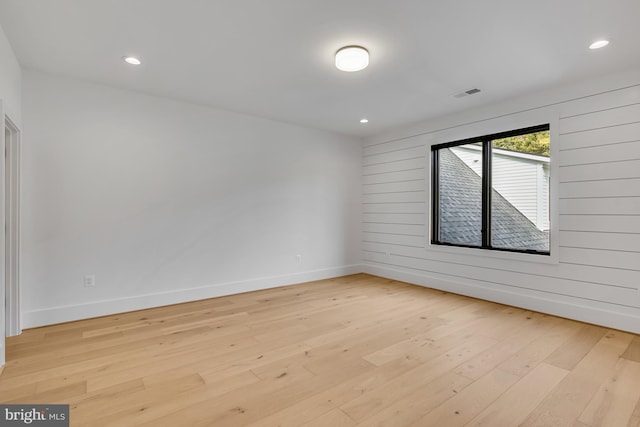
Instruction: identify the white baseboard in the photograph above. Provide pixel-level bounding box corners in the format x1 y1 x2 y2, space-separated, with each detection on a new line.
23 263 640 334
363 263 640 334
23 264 363 328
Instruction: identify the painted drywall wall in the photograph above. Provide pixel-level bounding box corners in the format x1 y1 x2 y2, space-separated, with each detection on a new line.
362 67 640 333
0 23 21 126
22 70 362 327
0 22 21 366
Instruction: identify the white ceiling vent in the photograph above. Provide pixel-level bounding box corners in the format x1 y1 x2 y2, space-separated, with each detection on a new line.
453 88 481 98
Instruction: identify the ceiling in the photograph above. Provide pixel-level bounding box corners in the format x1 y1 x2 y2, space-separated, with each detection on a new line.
1 0 639 137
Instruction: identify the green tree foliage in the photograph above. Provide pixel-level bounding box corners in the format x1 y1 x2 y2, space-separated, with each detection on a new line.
492 131 550 157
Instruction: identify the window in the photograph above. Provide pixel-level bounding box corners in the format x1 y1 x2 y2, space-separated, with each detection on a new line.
431 124 550 255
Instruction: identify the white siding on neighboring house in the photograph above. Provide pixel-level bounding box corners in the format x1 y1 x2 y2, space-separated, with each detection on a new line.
540 164 550 231
450 145 550 230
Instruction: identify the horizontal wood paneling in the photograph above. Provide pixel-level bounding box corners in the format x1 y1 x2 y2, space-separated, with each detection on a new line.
362 80 640 325
559 214 640 233
362 231 425 248
361 248 637 306
362 191 426 204
363 213 425 225
362 202 426 214
362 222 425 236
559 179 640 198
363 241 640 291
560 121 640 150
363 180 425 194
558 84 640 118
559 160 640 183
559 104 640 135
559 198 640 215
363 157 426 175
559 140 640 166
362 168 425 185
363 147 425 166
559 247 640 271
363 136 426 156
560 231 640 252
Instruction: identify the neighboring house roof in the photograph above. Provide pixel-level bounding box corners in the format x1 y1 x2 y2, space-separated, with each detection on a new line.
438 148 549 251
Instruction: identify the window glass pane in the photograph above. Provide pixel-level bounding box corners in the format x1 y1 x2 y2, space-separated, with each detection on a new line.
490 130 550 252
438 143 483 246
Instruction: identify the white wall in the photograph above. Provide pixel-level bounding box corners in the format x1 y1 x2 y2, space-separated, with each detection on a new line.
0 22 21 367
21 70 362 327
0 23 21 126
362 68 640 333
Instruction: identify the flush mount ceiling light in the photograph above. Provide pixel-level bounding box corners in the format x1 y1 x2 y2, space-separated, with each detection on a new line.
360 118 369 123
335 46 369 72
123 56 141 65
589 40 609 49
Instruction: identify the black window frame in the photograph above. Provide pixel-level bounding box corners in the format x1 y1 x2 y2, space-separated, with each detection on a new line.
431 124 551 256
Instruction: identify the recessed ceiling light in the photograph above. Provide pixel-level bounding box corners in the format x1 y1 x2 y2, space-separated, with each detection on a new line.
360 118 369 124
335 46 369 72
123 56 141 65
589 40 609 50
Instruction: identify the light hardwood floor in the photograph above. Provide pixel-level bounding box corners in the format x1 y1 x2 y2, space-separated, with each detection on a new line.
2 274 640 426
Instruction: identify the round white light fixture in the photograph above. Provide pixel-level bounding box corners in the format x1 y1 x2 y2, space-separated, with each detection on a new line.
360 118 369 124
335 46 369 72
589 40 609 50
123 56 141 65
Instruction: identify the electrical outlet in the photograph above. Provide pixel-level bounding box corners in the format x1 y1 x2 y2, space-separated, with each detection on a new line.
84 275 96 287
295 254 302 263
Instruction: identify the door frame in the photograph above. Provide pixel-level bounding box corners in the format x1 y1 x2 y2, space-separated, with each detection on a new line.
4 113 21 338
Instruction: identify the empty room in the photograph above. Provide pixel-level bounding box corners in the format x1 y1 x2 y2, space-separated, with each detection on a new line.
1 1 639 426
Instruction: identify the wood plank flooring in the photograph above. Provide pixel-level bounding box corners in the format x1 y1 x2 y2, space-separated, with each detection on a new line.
1 273 639 426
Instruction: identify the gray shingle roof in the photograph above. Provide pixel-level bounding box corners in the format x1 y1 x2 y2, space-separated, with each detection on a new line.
438 148 549 252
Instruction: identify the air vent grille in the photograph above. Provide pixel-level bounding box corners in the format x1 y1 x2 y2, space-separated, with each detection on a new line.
453 88 481 98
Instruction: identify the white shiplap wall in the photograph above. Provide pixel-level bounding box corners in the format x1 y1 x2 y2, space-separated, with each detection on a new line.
362 70 640 333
